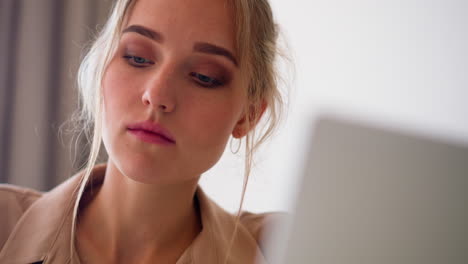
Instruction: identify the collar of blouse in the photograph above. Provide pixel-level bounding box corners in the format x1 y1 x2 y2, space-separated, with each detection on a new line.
0 164 267 264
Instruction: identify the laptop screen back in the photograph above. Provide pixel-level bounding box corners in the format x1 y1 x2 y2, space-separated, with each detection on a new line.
269 116 468 264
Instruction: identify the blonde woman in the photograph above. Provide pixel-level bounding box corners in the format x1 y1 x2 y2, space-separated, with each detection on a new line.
0 0 286 263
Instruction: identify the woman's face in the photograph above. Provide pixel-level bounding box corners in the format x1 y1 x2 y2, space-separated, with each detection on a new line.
101 0 248 184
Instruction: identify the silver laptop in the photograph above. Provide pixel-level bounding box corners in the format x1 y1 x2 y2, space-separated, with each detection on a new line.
265 115 468 264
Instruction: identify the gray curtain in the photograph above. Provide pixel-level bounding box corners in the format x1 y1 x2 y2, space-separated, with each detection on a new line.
0 0 112 191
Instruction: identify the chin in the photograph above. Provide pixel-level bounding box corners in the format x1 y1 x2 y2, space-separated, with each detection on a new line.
112 155 190 186
124 160 171 185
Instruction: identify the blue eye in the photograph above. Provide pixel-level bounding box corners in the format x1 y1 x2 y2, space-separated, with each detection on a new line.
123 55 154 67
190 72 223 88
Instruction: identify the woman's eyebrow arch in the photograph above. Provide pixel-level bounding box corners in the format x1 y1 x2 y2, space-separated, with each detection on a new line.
122 25 164 43
122 25 237 67
193 42 238 67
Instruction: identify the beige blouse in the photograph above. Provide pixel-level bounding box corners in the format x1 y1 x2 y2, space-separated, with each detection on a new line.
0 164 285 264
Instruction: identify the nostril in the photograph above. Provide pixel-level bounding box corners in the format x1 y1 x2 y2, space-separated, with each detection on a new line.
142 97 151 105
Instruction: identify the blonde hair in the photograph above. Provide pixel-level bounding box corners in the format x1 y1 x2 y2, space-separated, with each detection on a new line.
71 0 285 261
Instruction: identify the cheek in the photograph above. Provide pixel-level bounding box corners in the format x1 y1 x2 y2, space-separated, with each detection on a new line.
102 64 139 115
101 61 140 152
188 92 240 136
180 92 243 164
180 116 234 174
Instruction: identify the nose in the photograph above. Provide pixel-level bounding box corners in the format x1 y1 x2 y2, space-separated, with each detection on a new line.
141 67 176 113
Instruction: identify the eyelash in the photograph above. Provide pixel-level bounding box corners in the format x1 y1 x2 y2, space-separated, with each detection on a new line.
190 72 224 88
122 54 224 88
123 55 155 67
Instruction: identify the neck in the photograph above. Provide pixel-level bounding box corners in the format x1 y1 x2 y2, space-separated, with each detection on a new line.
77 161 202 263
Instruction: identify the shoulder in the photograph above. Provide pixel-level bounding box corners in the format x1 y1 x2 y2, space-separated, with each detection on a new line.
0 184 43 249
0 184 43 213
239 211 289 254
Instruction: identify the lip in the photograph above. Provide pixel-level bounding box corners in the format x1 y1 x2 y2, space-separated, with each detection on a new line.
127 121 176 145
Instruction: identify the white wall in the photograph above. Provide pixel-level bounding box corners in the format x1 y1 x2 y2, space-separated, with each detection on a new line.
200 0 468 213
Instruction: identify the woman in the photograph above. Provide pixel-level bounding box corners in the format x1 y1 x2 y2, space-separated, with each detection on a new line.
0 0 285 263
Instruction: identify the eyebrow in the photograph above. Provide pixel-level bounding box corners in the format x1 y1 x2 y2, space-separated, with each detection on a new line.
193 42 238 67
122 25 163 43
122 24 238 67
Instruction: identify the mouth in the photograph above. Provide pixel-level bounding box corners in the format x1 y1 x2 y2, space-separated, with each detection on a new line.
128 128 176 145
127 121 176 145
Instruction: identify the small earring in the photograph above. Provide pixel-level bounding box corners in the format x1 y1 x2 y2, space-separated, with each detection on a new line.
230 137 241 154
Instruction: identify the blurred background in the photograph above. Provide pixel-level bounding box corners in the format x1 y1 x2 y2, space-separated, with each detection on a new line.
0 0 111 190
1 0 467 213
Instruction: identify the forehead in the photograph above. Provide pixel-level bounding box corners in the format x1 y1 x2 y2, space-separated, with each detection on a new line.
125 0 236 53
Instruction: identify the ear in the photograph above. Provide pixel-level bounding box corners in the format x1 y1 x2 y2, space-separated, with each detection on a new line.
232 100 267 139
